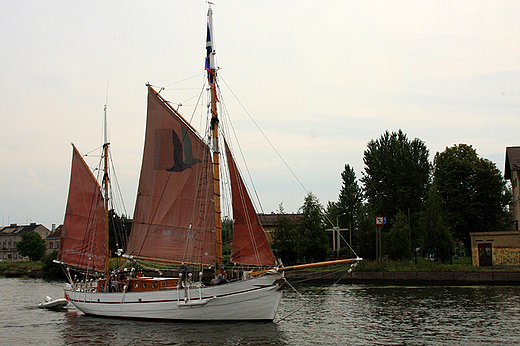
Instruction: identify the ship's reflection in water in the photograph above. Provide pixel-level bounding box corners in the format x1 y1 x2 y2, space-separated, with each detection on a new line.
61 311 285 345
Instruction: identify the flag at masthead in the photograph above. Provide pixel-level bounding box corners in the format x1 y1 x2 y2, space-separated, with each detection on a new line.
206 7 216 85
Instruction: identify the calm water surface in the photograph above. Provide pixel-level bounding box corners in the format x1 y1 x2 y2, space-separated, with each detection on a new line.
1 277 520 345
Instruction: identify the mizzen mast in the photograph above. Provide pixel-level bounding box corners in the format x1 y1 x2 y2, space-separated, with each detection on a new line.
206 6 223 267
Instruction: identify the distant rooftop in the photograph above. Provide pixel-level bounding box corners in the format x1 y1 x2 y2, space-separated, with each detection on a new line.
0 223 41 235
505 146 520 180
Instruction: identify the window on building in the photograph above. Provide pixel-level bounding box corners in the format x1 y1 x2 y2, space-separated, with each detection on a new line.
49 242 53 249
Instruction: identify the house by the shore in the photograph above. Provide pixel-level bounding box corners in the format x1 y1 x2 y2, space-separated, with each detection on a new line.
0 223 51 261
469 147 520 267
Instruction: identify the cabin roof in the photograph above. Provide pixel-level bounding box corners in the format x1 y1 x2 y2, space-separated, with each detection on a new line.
505 147 520 180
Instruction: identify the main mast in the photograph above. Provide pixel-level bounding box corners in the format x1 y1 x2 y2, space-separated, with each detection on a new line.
206 6 223 267
103 105 110 274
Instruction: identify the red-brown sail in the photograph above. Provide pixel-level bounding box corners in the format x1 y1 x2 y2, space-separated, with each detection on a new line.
58 144 106 272
127 86 215 265
225 141 276 266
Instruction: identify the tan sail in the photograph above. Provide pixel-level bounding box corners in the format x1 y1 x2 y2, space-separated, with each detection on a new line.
58 144 106 272
225 140 276 266
127 86 216 265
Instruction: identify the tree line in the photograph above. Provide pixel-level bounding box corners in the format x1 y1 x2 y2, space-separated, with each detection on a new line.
271 129 511 265
15 130 511 268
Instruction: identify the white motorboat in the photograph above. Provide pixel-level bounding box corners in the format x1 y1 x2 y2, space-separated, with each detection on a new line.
38 296 68 310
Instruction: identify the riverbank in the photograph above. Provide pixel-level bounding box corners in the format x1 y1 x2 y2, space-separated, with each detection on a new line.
284 270 520 285
0 261 42 278
3 258 520 285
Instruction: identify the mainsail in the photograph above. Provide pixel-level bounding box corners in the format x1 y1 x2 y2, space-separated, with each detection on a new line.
58 144 106 272
127 86 215 265
225 141 276 266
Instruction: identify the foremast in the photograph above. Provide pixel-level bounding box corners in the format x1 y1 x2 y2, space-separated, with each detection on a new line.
206 6 223 268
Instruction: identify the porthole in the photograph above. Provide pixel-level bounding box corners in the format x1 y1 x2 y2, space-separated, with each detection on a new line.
134 283 139 289
152 283 156 289
143 283 147 288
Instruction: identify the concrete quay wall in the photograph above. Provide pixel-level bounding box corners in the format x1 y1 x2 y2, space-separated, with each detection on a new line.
283 270 520 285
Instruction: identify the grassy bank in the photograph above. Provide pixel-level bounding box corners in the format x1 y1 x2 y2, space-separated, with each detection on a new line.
355 256 520 272
0 261 42 276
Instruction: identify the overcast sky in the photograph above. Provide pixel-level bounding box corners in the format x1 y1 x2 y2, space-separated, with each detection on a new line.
1 1 519 230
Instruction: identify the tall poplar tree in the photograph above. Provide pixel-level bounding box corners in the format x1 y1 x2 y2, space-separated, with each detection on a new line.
336 164 363 230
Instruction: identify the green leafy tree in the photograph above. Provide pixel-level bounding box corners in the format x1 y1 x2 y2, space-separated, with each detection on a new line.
418 186 453 262
337 164 363 238
16 231 47 261
296 192 329 263
41 250 66 279
387 211 410 260
433 144 511 248
108 209 132 256
327 164 363 256
272 194 329 265
355 204 377 260
222 216 233 262
271 204 299 265
361 130 431 224
221 216 233 245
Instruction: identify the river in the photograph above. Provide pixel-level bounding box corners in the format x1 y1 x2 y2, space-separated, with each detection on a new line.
1 277 520 345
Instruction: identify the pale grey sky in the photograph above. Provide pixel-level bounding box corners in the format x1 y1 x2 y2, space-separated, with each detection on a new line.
1 1 519 229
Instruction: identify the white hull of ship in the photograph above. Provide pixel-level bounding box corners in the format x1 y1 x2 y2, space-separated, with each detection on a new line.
65 273 284 321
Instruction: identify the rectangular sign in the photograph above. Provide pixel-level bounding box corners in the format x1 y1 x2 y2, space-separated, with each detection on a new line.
375 216 387 225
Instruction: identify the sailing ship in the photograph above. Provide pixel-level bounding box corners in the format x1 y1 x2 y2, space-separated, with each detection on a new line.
57 6 360 322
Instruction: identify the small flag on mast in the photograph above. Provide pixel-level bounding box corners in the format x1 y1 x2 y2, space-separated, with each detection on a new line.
206 7 218 101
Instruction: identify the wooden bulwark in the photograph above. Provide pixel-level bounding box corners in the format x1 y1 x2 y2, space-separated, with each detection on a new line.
97 277 180 293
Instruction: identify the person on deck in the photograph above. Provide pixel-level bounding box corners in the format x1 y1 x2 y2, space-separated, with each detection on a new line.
111 277 120 292
215 270 227 285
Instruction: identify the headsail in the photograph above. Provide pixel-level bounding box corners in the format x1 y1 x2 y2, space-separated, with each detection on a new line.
58 144 106 272
225 140 276 266
127 86 215 265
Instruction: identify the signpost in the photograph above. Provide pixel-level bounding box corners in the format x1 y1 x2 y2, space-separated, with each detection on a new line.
375 217 387 225
375 217 386 264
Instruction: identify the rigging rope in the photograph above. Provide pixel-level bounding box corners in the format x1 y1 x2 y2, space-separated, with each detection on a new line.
220 75 309 195
275 264 358 323
274 279 308 323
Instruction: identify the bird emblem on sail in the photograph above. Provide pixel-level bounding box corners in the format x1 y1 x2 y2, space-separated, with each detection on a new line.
153 126 202 172
167 126 201 172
